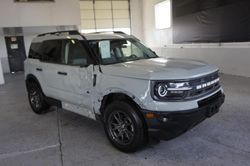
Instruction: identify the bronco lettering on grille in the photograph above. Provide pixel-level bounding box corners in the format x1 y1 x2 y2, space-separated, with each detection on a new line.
196 78 220 90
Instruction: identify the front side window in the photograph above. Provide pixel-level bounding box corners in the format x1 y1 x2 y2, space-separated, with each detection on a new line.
64 39 91 67
89 39 158 65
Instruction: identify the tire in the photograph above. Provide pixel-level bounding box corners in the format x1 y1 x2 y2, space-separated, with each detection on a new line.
27 82 50 114
103 101 147 152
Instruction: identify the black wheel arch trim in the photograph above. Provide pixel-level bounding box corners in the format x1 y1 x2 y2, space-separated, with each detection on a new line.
100 93 142 117
100 93 149 133
26 74 62 108
26 74 43 91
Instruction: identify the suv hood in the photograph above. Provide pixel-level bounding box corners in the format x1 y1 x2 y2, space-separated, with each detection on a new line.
101 58 219 80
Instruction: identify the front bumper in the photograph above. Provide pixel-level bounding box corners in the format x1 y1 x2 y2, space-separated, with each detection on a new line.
142 91 225 140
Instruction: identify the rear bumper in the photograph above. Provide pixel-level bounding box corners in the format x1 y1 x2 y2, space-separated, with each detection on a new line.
142 91 225 140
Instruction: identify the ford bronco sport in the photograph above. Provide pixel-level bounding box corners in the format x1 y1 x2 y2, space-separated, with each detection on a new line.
24 31 225 152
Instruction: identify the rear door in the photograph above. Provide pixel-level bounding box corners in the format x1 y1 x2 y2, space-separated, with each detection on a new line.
26 42 46 91
39 40 65 100
40 39 94 115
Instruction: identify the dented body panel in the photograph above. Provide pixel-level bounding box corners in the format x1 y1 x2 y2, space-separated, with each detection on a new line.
91 58 222 115
99 58 219 80
25 31 224 122
24 31 226 150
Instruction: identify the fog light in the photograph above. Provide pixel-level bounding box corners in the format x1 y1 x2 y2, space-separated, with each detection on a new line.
162 117 168 123
145 113 156 119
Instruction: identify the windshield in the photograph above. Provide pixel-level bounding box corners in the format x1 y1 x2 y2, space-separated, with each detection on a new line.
88 39 158 65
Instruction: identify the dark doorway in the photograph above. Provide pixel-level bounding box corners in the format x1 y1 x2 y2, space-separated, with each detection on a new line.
5 36 26 73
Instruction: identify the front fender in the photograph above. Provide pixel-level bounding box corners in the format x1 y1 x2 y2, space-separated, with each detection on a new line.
93 87 147 115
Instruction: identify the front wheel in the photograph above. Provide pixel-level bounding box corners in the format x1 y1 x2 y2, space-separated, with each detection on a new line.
103 101 147 152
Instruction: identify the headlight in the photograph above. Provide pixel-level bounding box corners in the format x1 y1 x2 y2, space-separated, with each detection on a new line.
152 81 192 101
156 83 168 97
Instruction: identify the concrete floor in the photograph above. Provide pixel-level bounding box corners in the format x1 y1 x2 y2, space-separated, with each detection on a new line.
0 73 250 166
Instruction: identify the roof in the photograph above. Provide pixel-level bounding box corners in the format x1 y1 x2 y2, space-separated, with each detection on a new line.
32 31 135 43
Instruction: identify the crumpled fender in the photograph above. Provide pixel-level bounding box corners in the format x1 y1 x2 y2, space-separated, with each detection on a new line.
93 87 146 115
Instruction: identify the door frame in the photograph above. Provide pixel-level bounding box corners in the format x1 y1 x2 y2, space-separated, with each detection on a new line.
5 36 26 73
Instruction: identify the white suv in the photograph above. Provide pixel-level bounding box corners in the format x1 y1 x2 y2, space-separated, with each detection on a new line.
24 31 225 152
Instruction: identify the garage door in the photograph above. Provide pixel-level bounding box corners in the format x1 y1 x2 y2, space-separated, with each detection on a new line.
80 0 131 34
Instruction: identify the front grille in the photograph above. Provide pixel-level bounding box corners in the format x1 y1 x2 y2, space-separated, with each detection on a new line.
186 72 221 99
151 71 221 102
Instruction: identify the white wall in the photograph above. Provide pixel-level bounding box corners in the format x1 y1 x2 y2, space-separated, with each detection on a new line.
142 0 173 47
0 0 81 74
130 0 144 41
0 36 9 73
0 0 80 27
0 58 4 85
142 0 250 78
0 19 4 81
156 46 250 78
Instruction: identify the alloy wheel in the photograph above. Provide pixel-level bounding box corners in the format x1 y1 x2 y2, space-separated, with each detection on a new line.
29 89 41 109
108 110 135 146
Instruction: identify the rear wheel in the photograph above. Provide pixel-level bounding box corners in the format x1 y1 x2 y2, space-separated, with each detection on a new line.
104 101 147 152
27 82 50 114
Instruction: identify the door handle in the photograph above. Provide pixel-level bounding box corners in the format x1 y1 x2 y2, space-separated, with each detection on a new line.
36 68 43 72
57 71 67 76
93 74 97 87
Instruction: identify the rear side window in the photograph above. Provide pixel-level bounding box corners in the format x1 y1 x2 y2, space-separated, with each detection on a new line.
41 40 63 63
29 43 42 60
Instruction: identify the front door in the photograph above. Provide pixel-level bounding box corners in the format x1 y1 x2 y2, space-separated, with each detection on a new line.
59 39 93 109
5 36 26 73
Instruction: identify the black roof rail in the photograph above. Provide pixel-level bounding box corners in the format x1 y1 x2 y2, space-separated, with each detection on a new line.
85 31 127 35
83 31 141 41
113 31 126 34
37 30 81 37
